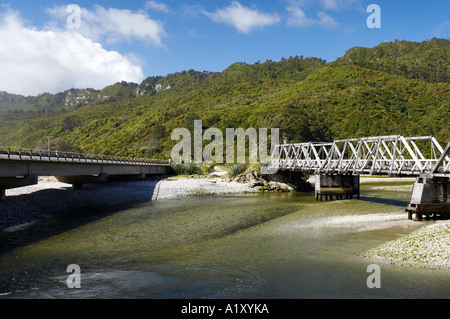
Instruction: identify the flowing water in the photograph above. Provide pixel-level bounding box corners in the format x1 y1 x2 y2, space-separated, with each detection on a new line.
0 179 449 299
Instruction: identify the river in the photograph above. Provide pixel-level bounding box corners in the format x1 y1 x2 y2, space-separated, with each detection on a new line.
0 178 449 299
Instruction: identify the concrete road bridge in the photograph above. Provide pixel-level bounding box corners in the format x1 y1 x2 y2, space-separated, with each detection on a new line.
268 135 450 220
0 146 172 202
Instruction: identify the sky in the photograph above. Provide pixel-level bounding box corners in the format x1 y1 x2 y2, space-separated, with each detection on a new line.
0 0 448 96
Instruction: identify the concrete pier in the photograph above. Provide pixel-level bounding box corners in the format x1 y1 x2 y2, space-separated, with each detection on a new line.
55 173 148 190
314 174 360 201
406 175 450 220
56 174 108 190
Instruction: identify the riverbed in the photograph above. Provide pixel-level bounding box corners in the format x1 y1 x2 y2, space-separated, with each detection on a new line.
0 176 449 298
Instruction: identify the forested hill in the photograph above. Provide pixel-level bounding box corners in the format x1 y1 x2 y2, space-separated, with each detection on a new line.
335 38 450 84
0 38 448 159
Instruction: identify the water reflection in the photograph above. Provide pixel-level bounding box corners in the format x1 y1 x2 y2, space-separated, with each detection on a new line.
0 180 449 298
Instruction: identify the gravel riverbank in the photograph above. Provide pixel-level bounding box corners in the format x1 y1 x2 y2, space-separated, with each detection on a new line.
151 177 258 200
361 221 450 270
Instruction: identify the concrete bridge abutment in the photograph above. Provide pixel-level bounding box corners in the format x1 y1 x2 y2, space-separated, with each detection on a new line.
0 175 38 202
406 174 450 220
314 174 360 201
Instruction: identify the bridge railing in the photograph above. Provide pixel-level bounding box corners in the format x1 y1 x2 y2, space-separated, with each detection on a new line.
0 146 171 166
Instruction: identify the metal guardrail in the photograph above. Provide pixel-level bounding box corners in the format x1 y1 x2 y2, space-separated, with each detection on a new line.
0 146 171 166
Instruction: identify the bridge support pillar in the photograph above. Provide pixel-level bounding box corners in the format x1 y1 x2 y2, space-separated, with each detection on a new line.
314 174 360 201
55 174 108 190
406 175 450 220
0 189 5 202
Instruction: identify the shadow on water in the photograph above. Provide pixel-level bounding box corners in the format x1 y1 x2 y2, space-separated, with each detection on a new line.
358 195 409 208
0 177 163 254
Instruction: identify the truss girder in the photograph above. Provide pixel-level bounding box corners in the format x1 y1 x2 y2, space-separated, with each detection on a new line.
269 135 450 177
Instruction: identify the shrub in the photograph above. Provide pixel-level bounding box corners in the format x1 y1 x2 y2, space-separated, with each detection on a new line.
227 163 246 178
173 162 202 175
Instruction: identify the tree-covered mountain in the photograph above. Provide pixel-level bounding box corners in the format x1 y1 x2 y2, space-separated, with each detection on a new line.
335 38 450 83
0 38 448 160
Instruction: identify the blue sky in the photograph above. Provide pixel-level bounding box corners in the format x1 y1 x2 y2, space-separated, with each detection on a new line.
0 0 448 95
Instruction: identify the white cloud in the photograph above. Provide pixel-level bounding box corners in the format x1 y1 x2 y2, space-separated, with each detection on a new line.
286 6 310 27
434 21 450 38
316 11 339 27
46 5 167 47
322 0 342 10
203 1 280 33
0 9 144 96
287 6 339 28
145 1 171 14
321 0 359 10
288 0 359 10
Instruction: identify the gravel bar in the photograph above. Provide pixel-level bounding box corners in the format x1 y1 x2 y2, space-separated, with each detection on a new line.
361 222 450 270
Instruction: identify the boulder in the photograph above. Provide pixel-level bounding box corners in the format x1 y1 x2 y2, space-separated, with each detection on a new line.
231 170 295 192
268 181 295 192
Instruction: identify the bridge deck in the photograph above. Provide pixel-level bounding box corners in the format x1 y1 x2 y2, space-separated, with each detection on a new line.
0 147 170 166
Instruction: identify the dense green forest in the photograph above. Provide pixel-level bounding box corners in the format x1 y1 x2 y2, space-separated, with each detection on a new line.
0 38 448 160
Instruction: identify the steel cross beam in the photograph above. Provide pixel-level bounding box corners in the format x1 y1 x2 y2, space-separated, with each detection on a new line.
268 135 450 177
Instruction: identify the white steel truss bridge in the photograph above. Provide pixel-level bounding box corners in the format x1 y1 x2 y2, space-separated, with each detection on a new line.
268 135 450 177
268 134 450 220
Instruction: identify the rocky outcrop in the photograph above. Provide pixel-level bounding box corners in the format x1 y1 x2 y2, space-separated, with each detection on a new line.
228 170 311 192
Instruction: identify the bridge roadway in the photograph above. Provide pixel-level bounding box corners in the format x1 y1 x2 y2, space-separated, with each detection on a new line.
268 135 450 220
0 147 172 201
